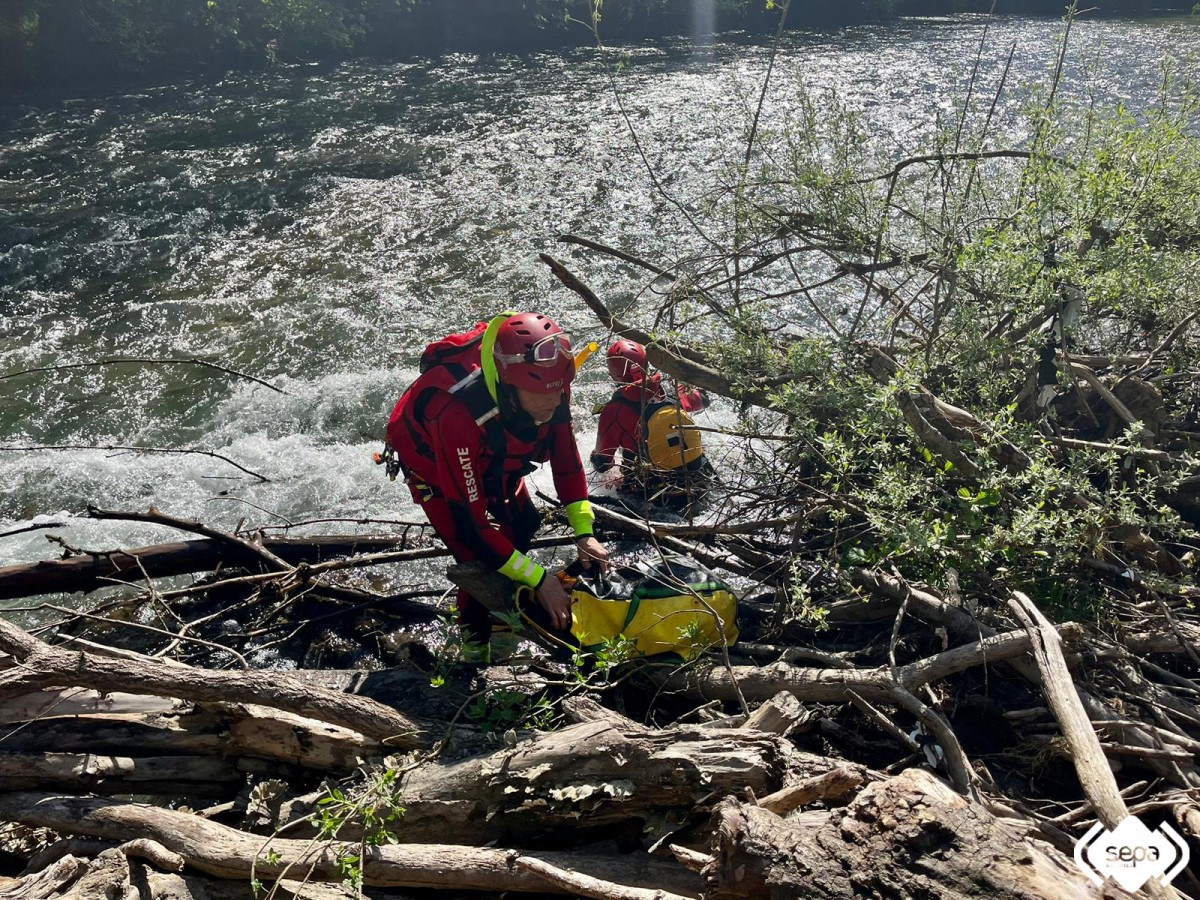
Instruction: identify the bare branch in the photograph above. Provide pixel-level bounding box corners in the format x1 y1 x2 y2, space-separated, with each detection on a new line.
0 444 270 483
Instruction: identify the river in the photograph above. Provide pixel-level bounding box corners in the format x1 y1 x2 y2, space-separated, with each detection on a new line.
2 14 1198 603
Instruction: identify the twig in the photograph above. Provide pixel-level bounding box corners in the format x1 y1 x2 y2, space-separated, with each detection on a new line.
846 689 920 754
1134 307 1200 377
558 234 674 278
583 5 725 258
0 357 288 394
888 683 977 796
84 506 292 572
515 855 693 900
0 521 66 539
1 445 270 483
40 604 250 669
539 253 774 410
853 149 1074 186
756 765 868 816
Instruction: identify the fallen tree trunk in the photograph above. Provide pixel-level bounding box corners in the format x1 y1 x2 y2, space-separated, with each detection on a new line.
281 719 820 844
0 794 702 897
703 768 1138 900
0 617 432 747
1009 592 1129 830
0 752 248 797
654 624 1078 707
1 847 381 900
0 702 382 772
854 570 1200 789
0 534 438 601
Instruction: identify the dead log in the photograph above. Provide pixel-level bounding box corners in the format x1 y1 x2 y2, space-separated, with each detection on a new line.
0 851 128 900
0 793 702 897
1 703 381 772
562 695 651 731
515 856 694 900
756 765 869 816
281 719 823 844
655 623 1074 707
1124 620 1200 656
0 617 431 747
860 570 1200 789
0 752 245 797
0 534 441 602
0 687 181 723
4 846 416 899
1009 593 1129 829
740 691 810 736
704 769 1138 900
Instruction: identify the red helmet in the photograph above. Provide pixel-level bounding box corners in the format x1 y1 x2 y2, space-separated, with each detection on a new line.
607 339 647 384
494 313 575 394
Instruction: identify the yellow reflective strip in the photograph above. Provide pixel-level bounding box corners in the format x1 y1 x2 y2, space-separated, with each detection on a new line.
499 549 545 588
480 312 515 404
565 499 595 537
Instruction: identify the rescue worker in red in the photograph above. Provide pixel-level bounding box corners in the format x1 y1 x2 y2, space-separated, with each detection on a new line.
590 338 707 474
387 313 609 656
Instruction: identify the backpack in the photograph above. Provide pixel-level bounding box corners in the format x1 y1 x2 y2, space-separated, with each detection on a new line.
642 400 703 471
418 321 489 373
381 320 505 484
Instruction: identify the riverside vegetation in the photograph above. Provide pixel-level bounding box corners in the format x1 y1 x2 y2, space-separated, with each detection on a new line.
1 4 1200 900
2 0 1194 91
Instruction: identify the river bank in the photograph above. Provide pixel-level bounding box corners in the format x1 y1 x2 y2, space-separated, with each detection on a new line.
2 0 1194 94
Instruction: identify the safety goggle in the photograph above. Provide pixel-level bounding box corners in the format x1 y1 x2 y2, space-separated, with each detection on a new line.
496 332 573 367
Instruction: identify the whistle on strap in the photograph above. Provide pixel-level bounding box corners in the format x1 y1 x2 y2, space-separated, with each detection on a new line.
573 341 600 369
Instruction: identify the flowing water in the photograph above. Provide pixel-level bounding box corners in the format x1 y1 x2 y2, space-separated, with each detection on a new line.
2 15 1198 601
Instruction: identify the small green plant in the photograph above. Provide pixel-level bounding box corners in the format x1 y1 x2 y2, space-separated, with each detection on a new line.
253 763 408 896
467 688 556 733
786 564 829 631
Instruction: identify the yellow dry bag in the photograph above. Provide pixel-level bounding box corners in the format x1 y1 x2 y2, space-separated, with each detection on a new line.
520 557 738 662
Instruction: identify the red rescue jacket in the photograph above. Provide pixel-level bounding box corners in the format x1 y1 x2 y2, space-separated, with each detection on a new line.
591 374 708 471
386 324 588 571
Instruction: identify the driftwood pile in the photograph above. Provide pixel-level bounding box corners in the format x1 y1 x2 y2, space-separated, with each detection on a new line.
0 263 1198 898
0 492 1196 899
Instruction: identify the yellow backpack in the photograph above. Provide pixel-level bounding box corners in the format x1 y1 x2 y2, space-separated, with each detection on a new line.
642 401 703 471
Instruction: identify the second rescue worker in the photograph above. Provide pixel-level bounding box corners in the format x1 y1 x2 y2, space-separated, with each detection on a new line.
386 313 609 657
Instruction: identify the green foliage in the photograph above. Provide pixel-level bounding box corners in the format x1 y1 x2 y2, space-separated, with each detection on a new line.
313 766 407 886
567 633 640 684
0 0 909 90
249 761 408 896
694 60 1200 622
467 687 557 732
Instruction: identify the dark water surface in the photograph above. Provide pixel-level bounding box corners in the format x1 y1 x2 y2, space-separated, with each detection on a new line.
2 15 1198 590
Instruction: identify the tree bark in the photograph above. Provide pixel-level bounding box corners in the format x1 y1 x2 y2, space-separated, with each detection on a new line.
4 846 422 899
0 794 701 896
0 535 439 601
0 617 431 746
653 624 1070 707
0 751 245 797
703 769 1137 900
281 719 823 844
1 703 382 771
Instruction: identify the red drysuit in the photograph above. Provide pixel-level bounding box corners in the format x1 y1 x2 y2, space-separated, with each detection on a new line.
387 331 592 643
